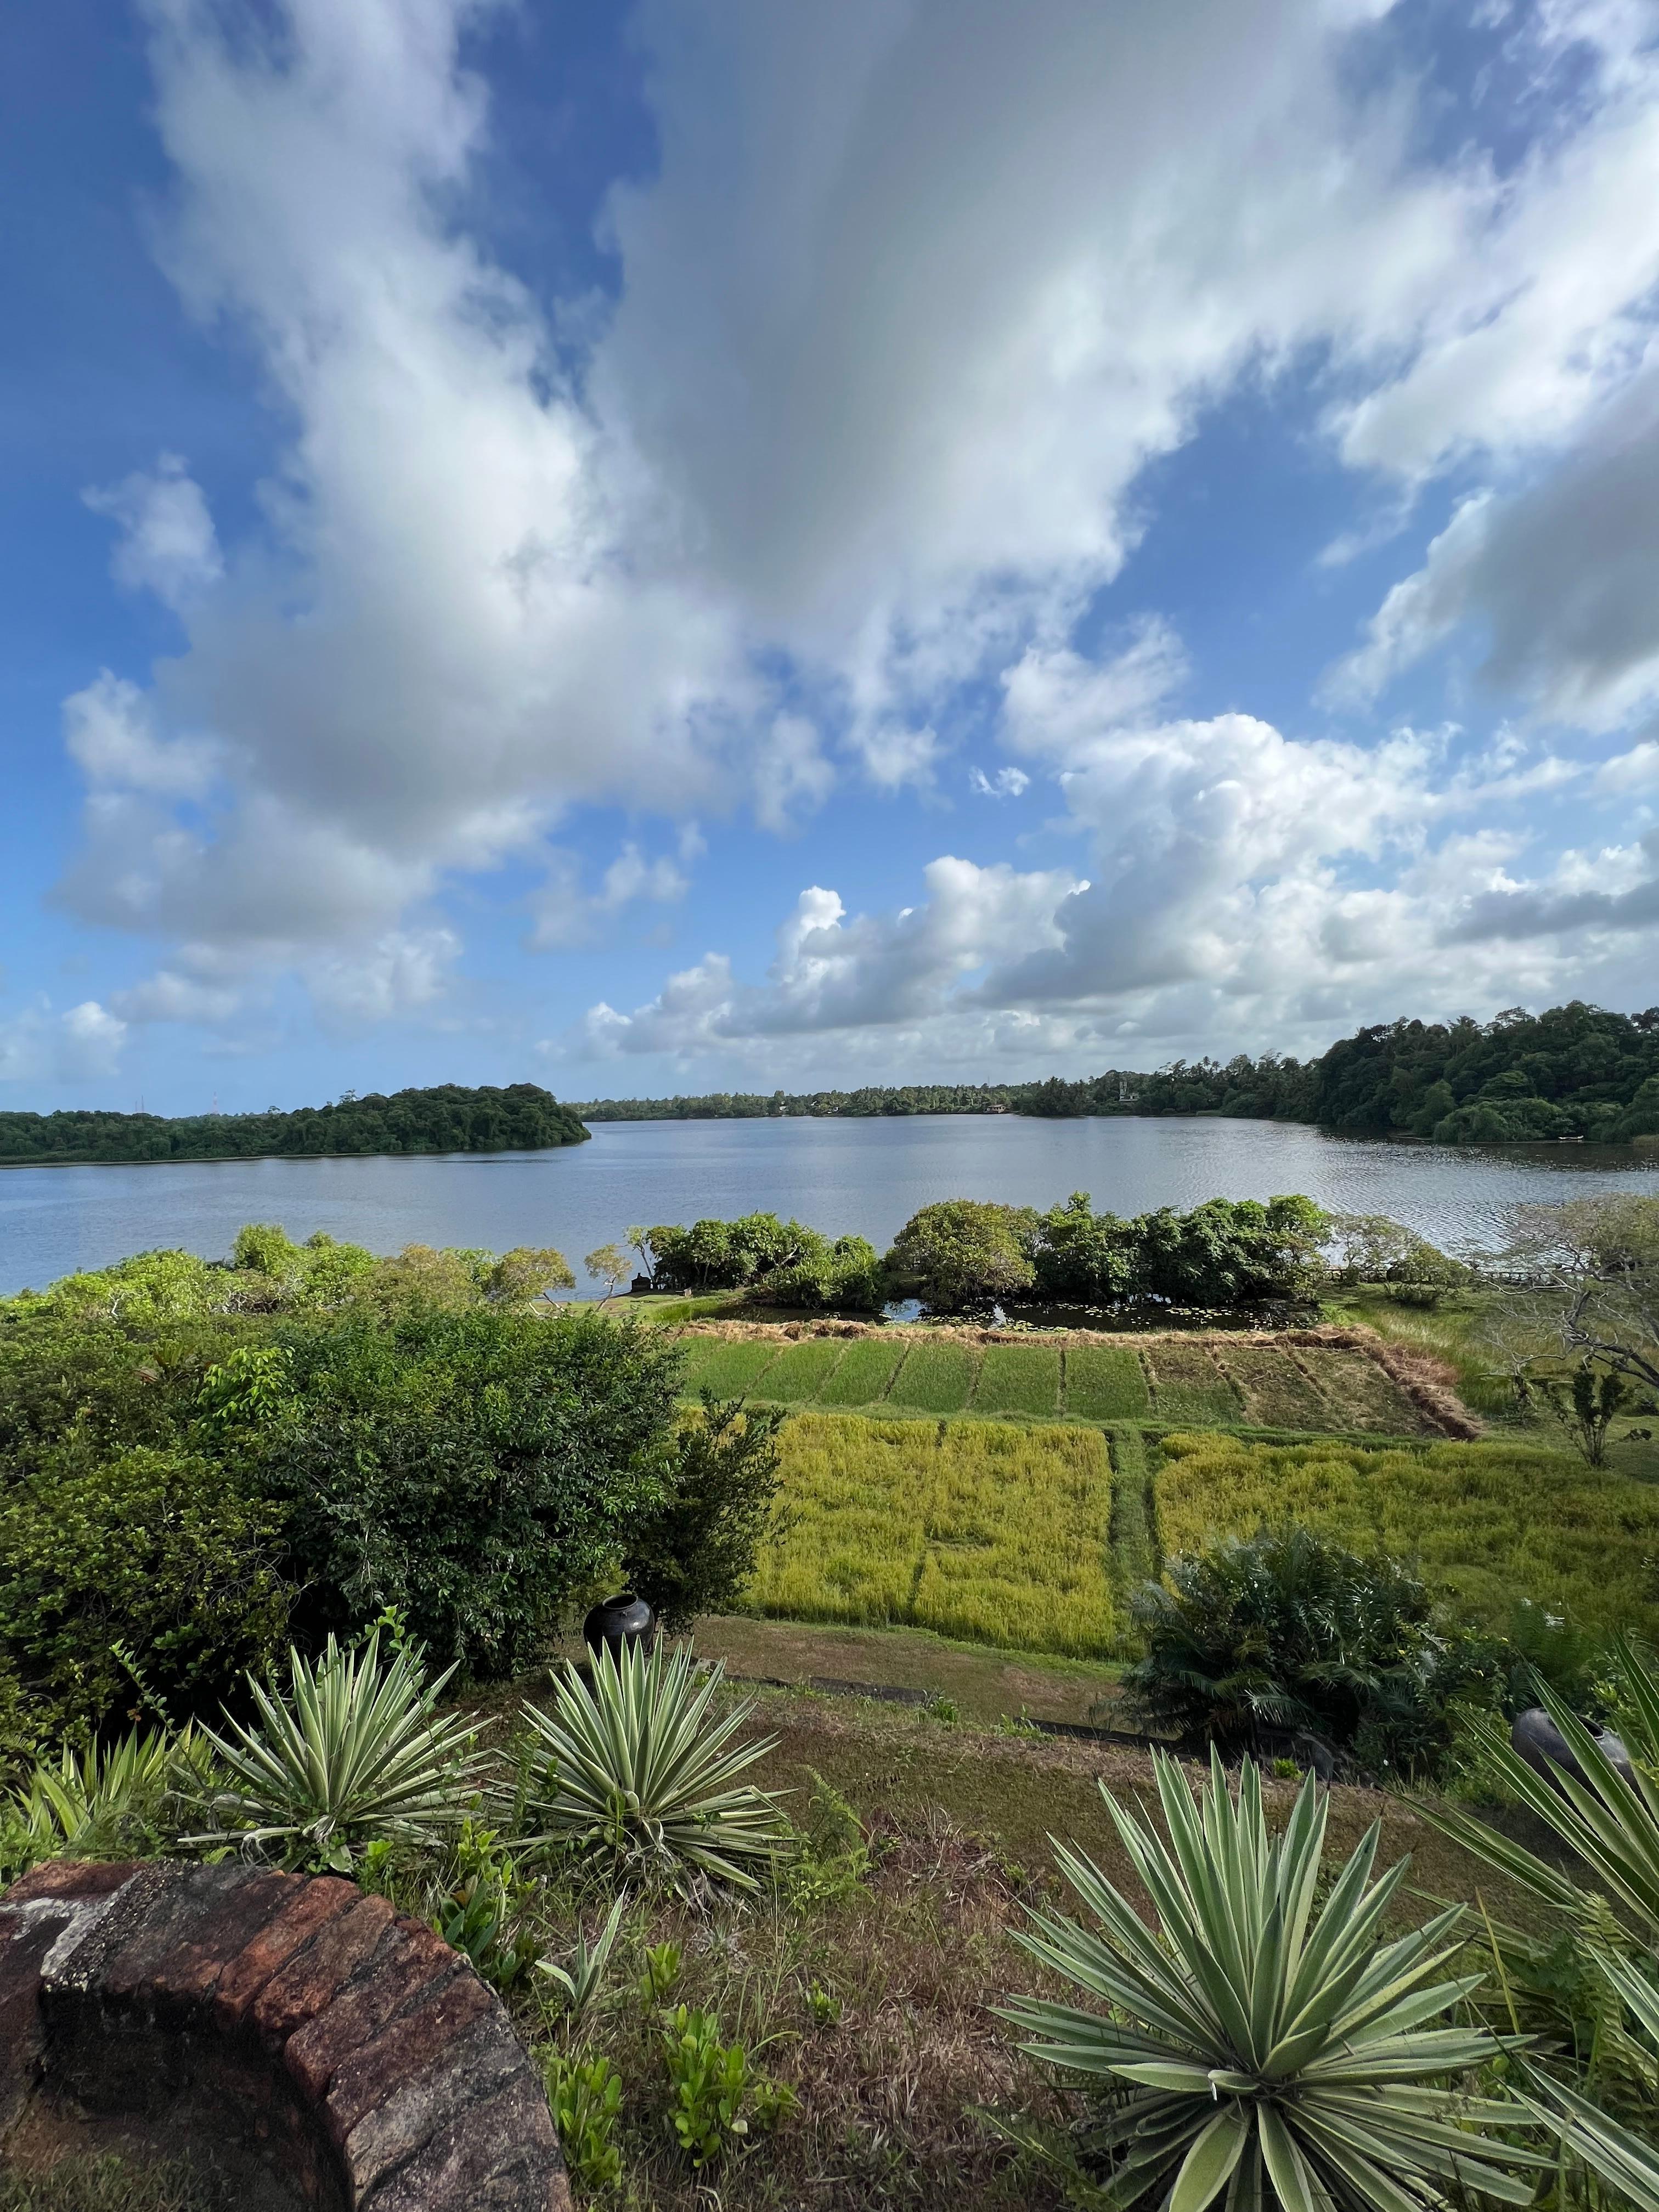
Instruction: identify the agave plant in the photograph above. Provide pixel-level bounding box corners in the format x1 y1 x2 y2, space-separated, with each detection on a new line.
521 1640 789 1891
193 1629 486 1871
1424 1637 1659 2209
1002 1750 1543 2212
1 1726 187 1881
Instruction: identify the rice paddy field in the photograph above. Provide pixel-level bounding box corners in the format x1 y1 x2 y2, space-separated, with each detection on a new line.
748 1414 1119 1656
1153 1431 1659 1633
674 1324 1434 1436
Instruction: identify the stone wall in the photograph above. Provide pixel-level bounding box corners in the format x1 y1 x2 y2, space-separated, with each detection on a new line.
0 1859 569 2211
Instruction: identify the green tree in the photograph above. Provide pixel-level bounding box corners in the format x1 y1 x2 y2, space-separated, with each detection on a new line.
885 1200 1039 1311
585 1244 634 1300
622 1395 787 1630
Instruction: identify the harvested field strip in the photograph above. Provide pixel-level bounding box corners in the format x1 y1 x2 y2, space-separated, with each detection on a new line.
1295 1345 1428 1435
1212 1341 1334 1430
1106 1425 1156 1594
748 1337 847 1403
1062 1344 1150 1421
887 1338 979 1414
1154 1431 1659 1633
812 1337 908 1406
974 1342 1061 1418
1143 1339 1242 1425
677 1338 783 1397
751 1413 1117 1657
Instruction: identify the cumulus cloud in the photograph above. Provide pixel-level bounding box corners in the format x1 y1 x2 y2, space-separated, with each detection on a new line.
581 856 1083 1057
83 453 223 610
0 1002 128 1086
1332 366 1659 729
970 766 1030 799
50 0 1659 1052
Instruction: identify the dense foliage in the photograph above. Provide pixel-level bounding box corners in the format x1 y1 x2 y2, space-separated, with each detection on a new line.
574 999 1659 1142
1122 1527 1505 1778
1030 1192 1328 1310
622 1397 787 1632
0 1081 588 1165
885 1200 1040 1310
0 1226 780 1740
640 1213 883 1310
241 1305 682 1673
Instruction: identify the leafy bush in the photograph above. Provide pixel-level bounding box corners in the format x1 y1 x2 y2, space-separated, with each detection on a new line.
758 1234 885 1312
885 1199 1038 1311
1123 1525 1499 1776
644 1213 821 1294
0 1447 291 1739
246 1305 683 1675
540 2053 624 2193
194 1628 486 1871
521 1641 791 1891
0 1727 201 1885
1003 1752 1542 2212
623 1395 786 1632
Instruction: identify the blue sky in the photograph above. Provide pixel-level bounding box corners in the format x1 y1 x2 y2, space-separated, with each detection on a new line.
5 0 1659 1116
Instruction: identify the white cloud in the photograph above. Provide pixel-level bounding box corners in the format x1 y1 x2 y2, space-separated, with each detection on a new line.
63 672 217 799
83 452 223 610
110 969 243 1024
970 765 1029 799
1332 366 1659 729
51 0 1659 1049
304 927 462 1029
0 1002 128 1086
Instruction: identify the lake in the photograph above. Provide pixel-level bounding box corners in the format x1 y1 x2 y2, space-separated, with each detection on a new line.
2 1114 1657 1298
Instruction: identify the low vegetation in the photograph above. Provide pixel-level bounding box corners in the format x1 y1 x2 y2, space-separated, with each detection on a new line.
1154 1429 1659 1634
747 1415 1119 1657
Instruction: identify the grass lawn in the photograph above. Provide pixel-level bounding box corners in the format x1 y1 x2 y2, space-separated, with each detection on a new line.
750 1414 1118 1655
885 1336 979 1414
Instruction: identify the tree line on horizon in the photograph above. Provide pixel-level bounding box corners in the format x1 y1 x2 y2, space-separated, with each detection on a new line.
0 1081 589 1166
4 1001 1659 1165
575 999 1659 1146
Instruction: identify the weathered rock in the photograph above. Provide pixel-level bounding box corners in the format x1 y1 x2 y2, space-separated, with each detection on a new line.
0 1861 571 2211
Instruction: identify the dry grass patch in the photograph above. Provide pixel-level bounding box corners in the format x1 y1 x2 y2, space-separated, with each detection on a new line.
1212 1339 1334 1430
1143 1338 1242 1425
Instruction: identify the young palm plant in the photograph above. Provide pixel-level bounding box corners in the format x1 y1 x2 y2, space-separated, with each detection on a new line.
193 1629 486 1871
521 1640 790 1891
1423 1635 1659 2209
1002 1750 1543 2212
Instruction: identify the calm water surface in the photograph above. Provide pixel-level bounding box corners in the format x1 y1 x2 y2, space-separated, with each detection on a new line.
3 1115 1657 1297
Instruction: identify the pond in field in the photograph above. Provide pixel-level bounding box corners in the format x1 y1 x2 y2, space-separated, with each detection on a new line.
2 1113 1657 1297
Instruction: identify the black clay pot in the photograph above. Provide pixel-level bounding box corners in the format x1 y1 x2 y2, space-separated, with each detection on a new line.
1513 1706 1635 1793
583 1591 655 1664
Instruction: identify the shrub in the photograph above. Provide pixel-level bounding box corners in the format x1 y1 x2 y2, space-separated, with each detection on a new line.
759 1234 885 1312
645 1214 822 1294
623 1395 786 1632
194 1629 487 1872
1002 1752 1543 2212
247 1306 683 1676
540 2053 624 2193
885 1200 1039 1311
1123 1525 1494 1774
521 1641 791 1891
0 1446 291 1739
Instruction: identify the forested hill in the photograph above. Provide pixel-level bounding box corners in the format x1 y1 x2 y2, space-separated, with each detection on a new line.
0 1083 590 1166
573 1001 1659 1144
